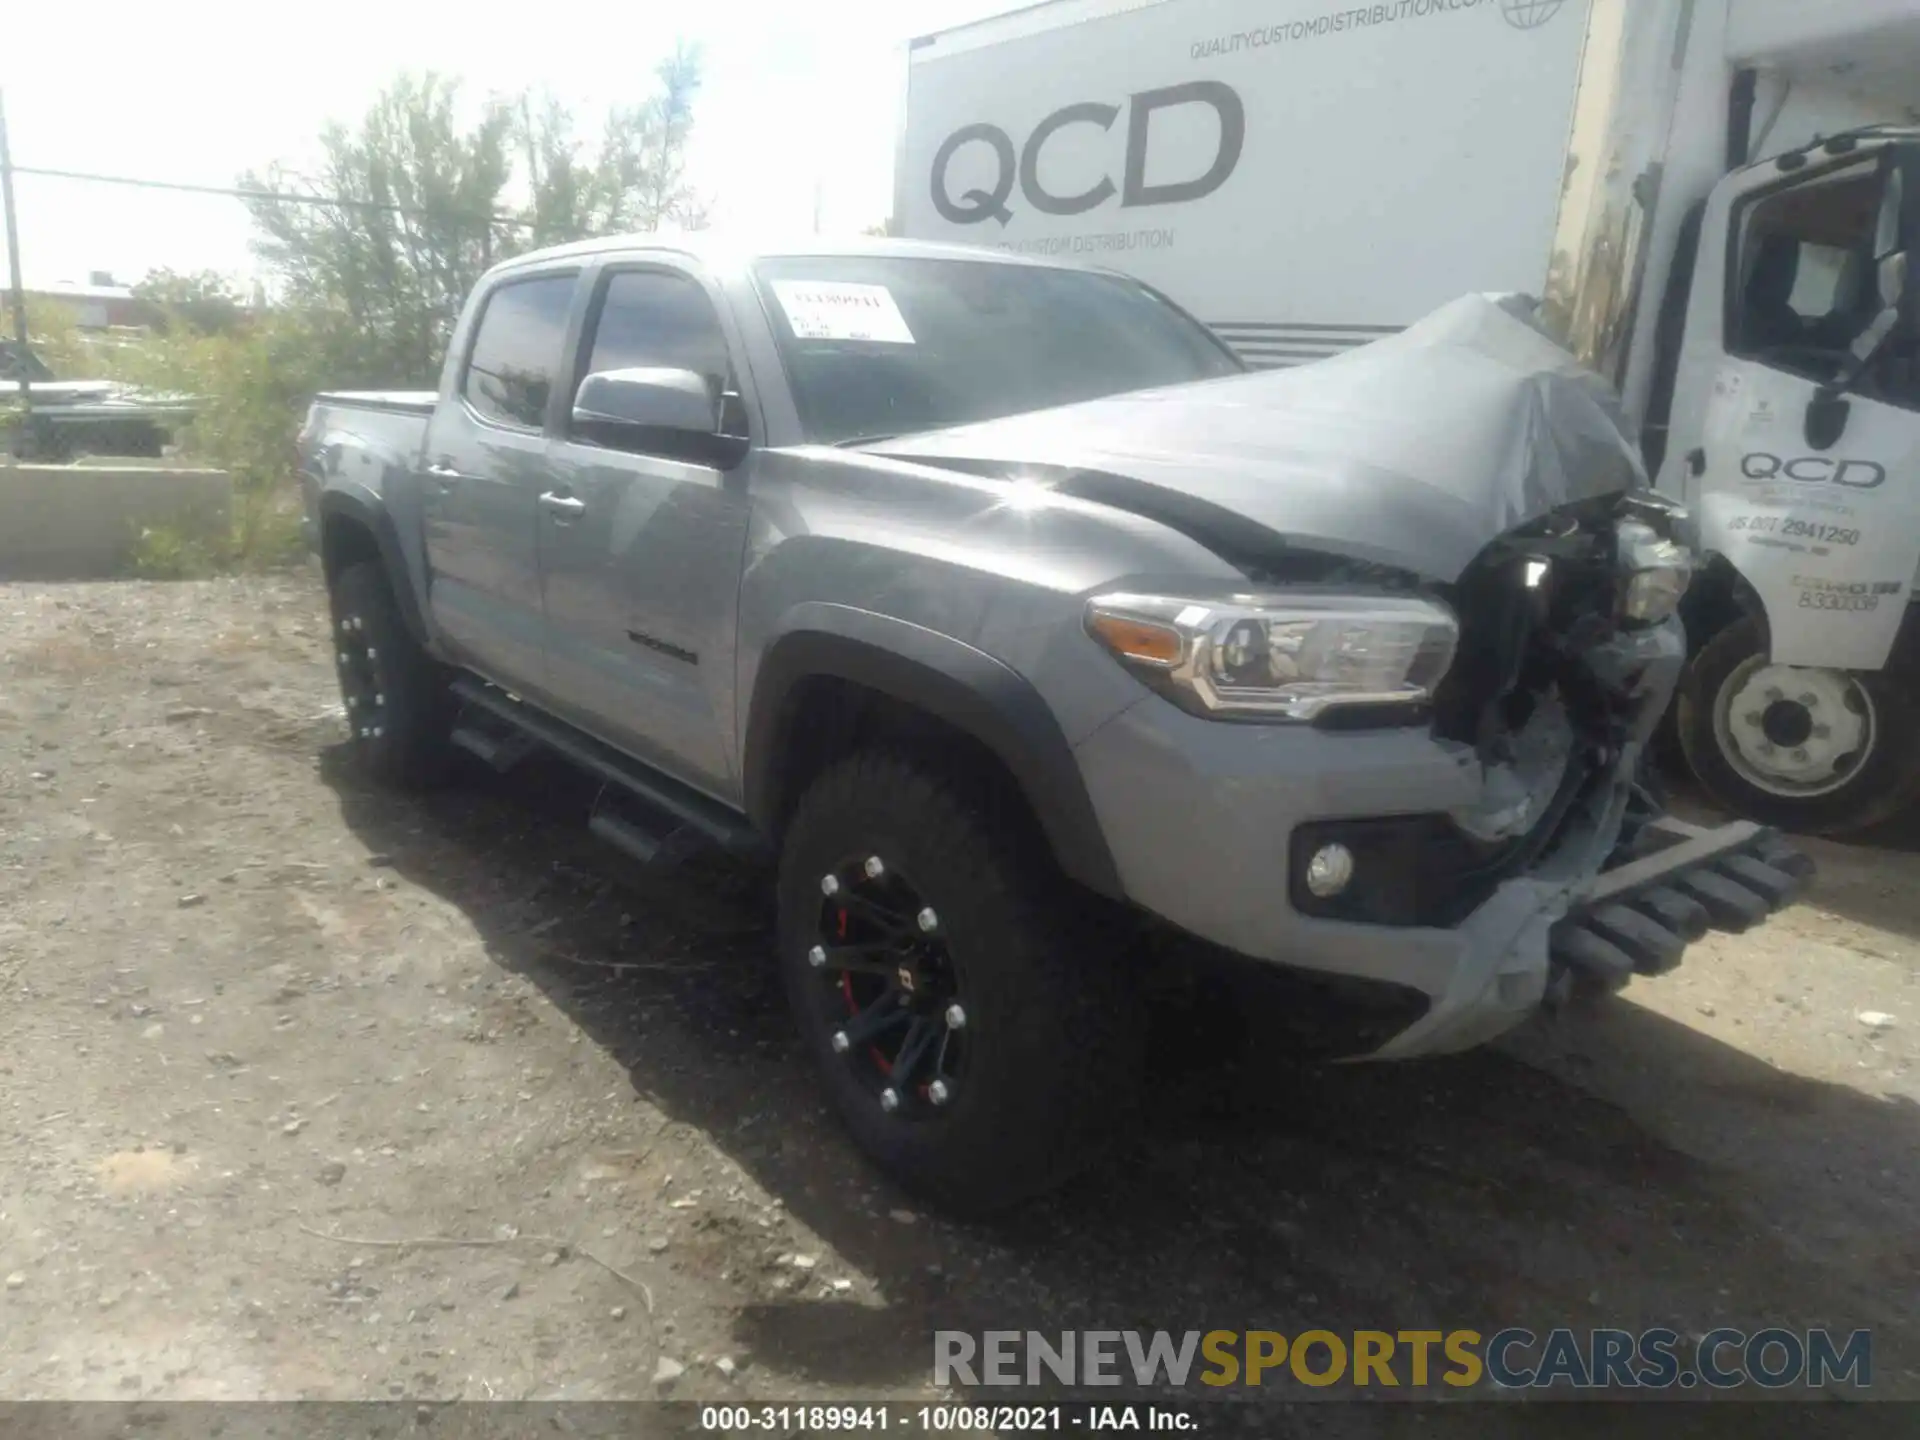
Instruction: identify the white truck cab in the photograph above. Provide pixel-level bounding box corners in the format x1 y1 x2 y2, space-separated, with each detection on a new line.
1651 125 1920 829
899 0 1920 832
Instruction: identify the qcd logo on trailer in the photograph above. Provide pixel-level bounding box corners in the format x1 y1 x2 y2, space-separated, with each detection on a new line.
930 81 1246 227
1740 453 1889 489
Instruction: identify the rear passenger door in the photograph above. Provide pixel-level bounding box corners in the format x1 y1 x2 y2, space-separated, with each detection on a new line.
421 269 579 692
538 263 754 799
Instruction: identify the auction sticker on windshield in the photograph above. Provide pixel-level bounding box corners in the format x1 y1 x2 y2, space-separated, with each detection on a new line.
771 281 916 343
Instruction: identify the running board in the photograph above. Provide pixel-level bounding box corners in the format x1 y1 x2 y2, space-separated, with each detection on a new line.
587 795 707 870
449 722 537 772
449 677 767 861
1547 821 1813 997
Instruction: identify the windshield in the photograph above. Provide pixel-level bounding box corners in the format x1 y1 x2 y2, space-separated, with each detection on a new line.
752 255 1242 445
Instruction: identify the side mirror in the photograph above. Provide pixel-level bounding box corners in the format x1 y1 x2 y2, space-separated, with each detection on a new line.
572 367 720 436
1805 387 1852 449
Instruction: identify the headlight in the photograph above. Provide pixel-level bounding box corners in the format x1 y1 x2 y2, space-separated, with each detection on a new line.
1084 591 1458 721
1616 520 1692 625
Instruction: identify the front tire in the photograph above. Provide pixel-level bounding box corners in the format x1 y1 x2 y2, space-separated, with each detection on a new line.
327 561 454 788
777 750 1141 1214
1677 616 1920 835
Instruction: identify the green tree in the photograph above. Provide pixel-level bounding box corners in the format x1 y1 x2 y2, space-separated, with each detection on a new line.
133 268 247 336
239 53 709 386
520 46 710 244
240 72 515 386
112 49 711 572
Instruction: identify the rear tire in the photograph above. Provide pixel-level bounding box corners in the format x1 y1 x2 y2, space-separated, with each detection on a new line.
328 561 454 788
777 749 1141 1215
1677 616 1920 835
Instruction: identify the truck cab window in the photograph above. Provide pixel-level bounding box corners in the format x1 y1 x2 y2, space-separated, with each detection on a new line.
461 274 577 430
1730 166 1886 385
577 270 741 439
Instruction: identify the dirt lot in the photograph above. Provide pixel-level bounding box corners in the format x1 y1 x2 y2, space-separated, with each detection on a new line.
1 572 1917 1419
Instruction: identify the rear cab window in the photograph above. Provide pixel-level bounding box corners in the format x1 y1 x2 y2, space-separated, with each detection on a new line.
461 273 578 429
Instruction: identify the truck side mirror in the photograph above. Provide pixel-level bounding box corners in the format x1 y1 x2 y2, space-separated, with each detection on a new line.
573 367 722 436
1805 387 1851 449
570 366 747 466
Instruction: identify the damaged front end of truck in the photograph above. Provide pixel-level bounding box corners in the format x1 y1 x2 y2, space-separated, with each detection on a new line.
873 292 1813 1055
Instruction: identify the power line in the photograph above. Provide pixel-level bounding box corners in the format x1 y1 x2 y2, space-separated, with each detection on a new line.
6 163 532 227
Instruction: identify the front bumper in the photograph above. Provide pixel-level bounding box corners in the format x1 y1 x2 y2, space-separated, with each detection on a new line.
1369 814 1812 1058
1547 816 1812 992
1072 687 1813 1060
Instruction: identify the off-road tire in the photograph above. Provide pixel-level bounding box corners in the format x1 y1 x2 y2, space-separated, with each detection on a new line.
777 749 1142 1214
328 561 454 788
1678 616 1920 835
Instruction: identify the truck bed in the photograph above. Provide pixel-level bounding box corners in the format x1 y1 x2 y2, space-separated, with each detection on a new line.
299 393 438 551
313 390 438 416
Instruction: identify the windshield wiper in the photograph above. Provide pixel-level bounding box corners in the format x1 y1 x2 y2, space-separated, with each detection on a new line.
830 433 900 448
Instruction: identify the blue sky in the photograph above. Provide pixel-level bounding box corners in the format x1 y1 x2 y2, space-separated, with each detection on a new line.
1 0 1013 289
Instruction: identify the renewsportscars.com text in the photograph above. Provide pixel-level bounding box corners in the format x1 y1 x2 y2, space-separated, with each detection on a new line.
934 1327 1872 1390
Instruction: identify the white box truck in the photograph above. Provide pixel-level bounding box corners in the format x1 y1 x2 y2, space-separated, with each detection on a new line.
898 0 1920 835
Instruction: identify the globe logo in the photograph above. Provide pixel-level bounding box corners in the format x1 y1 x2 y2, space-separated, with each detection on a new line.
1501 0 1565 28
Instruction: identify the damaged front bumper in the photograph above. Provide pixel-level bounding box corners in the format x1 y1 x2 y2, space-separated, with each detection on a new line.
1545 816 1813 998
1072 626 1812 1062
1366 812 1814 1059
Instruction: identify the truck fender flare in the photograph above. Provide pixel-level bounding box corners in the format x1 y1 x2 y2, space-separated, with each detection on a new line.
742 606 1124 900
317 488 431 650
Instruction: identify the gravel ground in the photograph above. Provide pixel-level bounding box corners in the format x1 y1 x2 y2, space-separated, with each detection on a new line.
1 573 1916 1421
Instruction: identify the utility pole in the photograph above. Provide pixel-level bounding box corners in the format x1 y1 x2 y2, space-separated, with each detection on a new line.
0 88 33 447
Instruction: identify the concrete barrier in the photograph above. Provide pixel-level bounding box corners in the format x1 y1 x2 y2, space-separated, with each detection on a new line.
0 463 232 579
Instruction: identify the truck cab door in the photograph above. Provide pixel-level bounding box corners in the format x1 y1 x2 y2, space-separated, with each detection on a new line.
1663 145 1920 674
420 270 580 695
536 262 756 802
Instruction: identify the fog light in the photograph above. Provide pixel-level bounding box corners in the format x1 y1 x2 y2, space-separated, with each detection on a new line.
1305 843 1355 898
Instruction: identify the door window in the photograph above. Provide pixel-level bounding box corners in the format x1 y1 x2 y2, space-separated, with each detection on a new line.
1728 164 1886 385
575 270 743 446
461 274 577 430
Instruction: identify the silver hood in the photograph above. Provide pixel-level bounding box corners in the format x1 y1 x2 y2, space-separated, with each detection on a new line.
868 294 1646 582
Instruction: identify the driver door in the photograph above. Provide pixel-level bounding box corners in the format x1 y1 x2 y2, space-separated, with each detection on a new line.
535 262 755 800
1685 151 1920 672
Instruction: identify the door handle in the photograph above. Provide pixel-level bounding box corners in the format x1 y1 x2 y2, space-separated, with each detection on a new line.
425 461 462 479
539 491 586 518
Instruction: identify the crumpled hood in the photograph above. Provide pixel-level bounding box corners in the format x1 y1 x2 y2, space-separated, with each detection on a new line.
868 294 1647 582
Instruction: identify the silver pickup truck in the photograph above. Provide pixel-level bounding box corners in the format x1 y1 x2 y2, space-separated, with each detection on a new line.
300 236 1810 1211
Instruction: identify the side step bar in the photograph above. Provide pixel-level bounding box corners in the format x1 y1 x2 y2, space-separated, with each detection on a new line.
449 677 768 863
1548 817 1813 995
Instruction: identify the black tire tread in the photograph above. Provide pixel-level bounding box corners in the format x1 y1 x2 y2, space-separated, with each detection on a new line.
777 747 1140 1214
329 561 453 789
1677 616 1920 836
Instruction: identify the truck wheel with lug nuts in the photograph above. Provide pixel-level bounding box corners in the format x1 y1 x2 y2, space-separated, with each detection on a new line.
1678 616 1920 835
776 749 1142 1214
328 561 454 788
